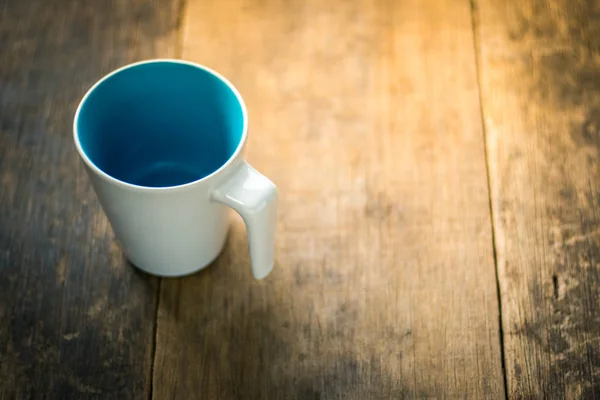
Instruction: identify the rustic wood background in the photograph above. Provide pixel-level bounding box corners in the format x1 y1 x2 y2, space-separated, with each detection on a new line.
0 0 598 399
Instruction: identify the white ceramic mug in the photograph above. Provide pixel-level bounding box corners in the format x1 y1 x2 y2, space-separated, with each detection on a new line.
73 59 277 279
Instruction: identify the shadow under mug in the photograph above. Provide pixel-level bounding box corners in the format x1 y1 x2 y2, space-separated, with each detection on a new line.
73 59 277 279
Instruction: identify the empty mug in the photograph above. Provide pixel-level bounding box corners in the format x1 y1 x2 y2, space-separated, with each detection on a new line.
73 59 278 279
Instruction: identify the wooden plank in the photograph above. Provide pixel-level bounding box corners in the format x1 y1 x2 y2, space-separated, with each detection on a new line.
474 0 600 397
0 0 181 398
153 0 505 398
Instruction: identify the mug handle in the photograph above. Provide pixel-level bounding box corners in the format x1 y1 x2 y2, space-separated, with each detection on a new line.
211 161 278 279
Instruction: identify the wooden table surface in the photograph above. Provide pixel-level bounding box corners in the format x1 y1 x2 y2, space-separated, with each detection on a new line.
0 0 598 398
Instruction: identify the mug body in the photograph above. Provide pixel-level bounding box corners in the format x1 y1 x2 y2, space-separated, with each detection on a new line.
74 60 248 276
85 165 237 276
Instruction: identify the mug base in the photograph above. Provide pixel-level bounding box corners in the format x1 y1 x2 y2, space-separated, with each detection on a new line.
125 233 229 278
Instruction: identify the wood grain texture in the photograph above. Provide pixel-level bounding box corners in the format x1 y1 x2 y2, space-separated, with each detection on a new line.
474 0 600 398
0 0 181 398
153 0 505 398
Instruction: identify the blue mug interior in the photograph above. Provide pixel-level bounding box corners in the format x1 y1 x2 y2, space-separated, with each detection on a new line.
76 61 245 188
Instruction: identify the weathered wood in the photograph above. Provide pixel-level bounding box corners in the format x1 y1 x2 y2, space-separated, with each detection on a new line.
0 0 181 398
474 0 600 397
153 0 505 398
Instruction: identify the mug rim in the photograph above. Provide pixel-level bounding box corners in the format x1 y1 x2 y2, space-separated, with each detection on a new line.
73 58 248 192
